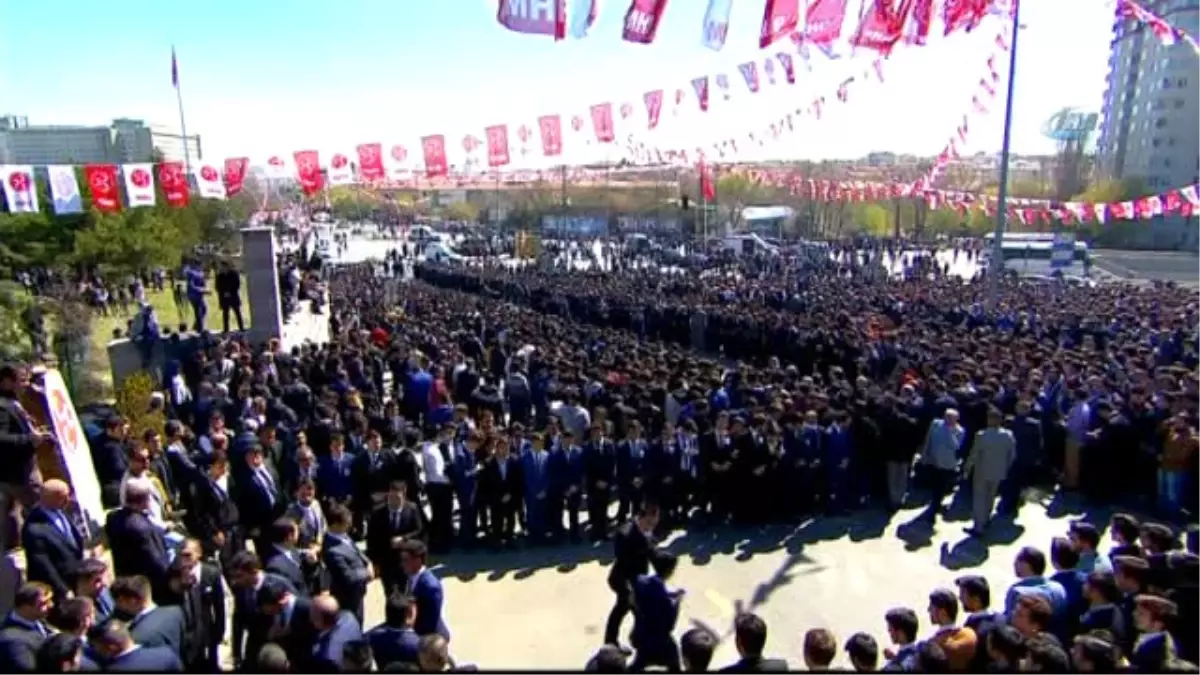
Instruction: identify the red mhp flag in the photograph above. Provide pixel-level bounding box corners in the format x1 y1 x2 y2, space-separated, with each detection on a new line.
942 0 989 36
421 135 448 178
643 90 664 129
497 0 558 35
590 103 615 143
538 115 563 156
622 0 670 44
699 160 716 201
223 157 249 196
158 161 190 208
356 143 386 181
803 0 849 44
852 0 914 54
485 125 512 167
760 0 801 48
292 150 324 196
84 164 121 212
904 0 933 43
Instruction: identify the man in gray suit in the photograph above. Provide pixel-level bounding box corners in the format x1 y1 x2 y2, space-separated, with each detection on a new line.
963 407 1016 537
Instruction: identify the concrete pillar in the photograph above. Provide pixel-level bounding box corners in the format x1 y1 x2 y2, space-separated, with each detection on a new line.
241 227 284 345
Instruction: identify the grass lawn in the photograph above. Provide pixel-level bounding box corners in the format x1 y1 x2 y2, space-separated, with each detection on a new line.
74 282 250 403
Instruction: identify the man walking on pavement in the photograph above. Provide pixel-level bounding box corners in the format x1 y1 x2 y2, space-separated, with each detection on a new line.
963 407 1016 537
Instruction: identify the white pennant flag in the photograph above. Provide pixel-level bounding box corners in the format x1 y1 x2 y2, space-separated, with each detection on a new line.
122 163 156 207
1093 203 1107 224
0 165 39 213
46 165 83 215
386 144 411 182
194 164 227 199
701 0 733 51
327 152 354 186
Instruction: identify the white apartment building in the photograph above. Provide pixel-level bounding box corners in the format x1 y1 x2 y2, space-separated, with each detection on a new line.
151 126 203 164
1095 0 1199 247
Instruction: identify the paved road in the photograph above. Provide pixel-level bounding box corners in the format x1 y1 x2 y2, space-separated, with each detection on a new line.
280 298 331 349
1091 249 1200 285
360 492 1106 670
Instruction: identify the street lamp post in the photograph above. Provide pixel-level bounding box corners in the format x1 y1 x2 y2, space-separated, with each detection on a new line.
988 0 1023 307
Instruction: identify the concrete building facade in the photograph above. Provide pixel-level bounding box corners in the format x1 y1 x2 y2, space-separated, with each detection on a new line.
0 115 200 167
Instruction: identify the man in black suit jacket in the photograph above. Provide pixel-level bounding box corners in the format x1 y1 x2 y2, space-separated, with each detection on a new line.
0 582 54 672
110 575 185 654
235 445 285 555
168 539 226 673
72 558 115 624
351 430 398 535
366 481 423 596
480 443 523 545
86 618 183 672
215 260 245 333
0 363 50 556
190 454 243 571
719 613 789 672
104 484 170 601
262 518 310 596
322 504 373 626
604 503 660 649
256 577 315 669
21 480 85 609
366 592 422 671
227 551 295 672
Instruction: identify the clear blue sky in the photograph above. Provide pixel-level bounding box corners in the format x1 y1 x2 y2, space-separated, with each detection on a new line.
0 0 1115 169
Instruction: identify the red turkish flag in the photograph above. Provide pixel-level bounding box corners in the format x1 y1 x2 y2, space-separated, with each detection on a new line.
760 0 800 48
852 0 913 54
643 90 664 129
622 0 670 44
84 164 121 213
538 115 563 156
421 135 448 178
590 103 615 143
157 161 190 208
699 159 716 201
293 150 324 196
803 0 850 44
485 125 511 167
223 157 249 196
356 143 386 181
942 0 988 36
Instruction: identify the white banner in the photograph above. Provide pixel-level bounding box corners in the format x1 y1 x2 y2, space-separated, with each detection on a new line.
0 165 39 213
46 165 83 214
701 0 733 50
194 163 227 199
122 163 156 207
42 369 105 538
327 152 354 186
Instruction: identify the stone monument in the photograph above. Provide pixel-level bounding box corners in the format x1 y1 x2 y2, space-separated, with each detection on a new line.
241 226 284 345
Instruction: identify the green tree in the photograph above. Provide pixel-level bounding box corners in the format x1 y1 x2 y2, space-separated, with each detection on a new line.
444 200 480 223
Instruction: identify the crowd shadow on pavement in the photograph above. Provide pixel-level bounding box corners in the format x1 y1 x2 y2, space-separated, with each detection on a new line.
430 507 899 583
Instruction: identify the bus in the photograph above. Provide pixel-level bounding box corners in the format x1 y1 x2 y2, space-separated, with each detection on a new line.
982 232 1091 265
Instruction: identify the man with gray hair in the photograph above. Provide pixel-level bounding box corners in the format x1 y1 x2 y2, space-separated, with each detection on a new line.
963 407 1017 536
918 408 965 525
104 482 171 601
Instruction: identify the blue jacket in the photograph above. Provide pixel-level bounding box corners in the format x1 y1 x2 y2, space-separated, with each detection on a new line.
548 445 584 496
616 439 647 487
521 448 551 498
366 625 420 670
825 426 852 469
105 645 182 672
409 569 450 640
449 443 480 502
317 453 356 503
631 575 680 651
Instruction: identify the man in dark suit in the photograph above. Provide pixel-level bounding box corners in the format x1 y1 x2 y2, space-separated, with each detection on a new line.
309 593 364 672
351 430 397 536
93 415 131 509
262 518 309 596
718 613 789 672
366 481 423 596
604 502 660 650
110 575 185 654
227 551 295 672
86 618 182 672
0 582 54 672
72 558 114 623
190 453 242 572
366 592 421 671
630 551 685 672
480 440 522 546
255 577 315 669
21 480 85 610
0 363 50 557
399 540 450 640
322 504 373 625
104 483 170 601
215 260 244 333
235 445 284 556
170 538 226 673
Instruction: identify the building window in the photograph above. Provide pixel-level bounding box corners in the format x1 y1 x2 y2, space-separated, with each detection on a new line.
1162 77 1172 89
1151 99 1167 110
1155 117 1168 128
1152 138 1162 147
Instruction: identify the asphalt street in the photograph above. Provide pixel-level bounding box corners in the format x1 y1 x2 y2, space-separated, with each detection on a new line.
1091 249 1199 285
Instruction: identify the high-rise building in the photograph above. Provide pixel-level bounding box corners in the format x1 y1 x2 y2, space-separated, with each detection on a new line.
1095 1 1198 246
151 126 202 164
0 115 198 167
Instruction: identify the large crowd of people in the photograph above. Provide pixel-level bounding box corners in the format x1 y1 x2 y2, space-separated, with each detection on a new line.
0 225 1195 672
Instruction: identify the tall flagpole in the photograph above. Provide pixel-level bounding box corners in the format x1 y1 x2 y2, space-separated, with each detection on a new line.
988 1 1022 308
172 46 193 180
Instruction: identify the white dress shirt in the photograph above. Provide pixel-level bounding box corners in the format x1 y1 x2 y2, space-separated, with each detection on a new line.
421 443 449 485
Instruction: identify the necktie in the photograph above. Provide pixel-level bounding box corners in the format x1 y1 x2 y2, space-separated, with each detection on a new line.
391 509 399 531
305 507 317 535
258 469 275 505
54 511 70 539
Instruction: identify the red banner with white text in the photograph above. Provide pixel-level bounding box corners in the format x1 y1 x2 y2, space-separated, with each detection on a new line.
590 103 615 143
760 0 801 47
293 150 324 196
84 164 121 213
538 115 563 156
158 161 190 208
223 157 249 196
356 143 386 182
421 135 448 177
622 0 670 44
485 125 511 167
804 0 850 44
